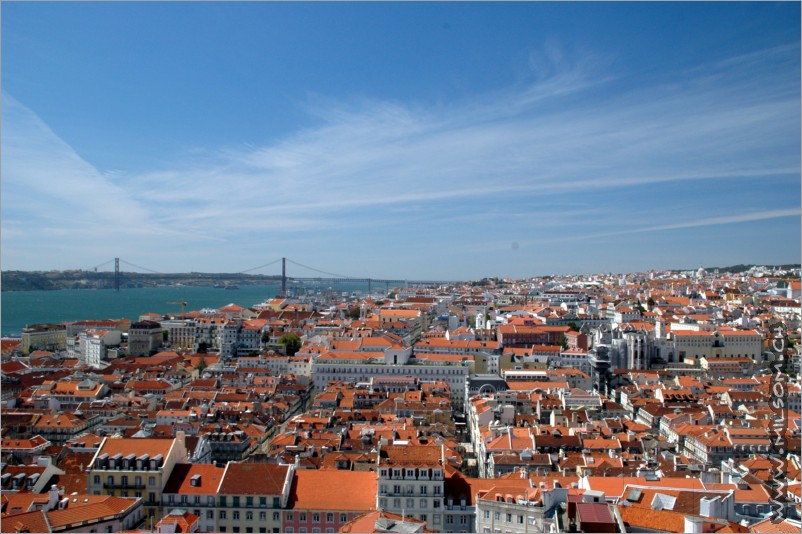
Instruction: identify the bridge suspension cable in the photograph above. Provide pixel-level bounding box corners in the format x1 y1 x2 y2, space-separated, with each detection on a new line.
90 259 115 271
284 258 358 279
119 259 162 274
239 258 283 274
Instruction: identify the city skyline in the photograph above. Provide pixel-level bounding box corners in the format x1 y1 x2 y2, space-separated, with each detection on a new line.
2 2 800 280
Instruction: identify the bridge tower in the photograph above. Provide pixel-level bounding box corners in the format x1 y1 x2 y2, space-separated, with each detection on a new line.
281 257 287 296
114 257 121 291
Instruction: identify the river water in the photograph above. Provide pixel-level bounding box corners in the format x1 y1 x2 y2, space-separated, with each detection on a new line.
1 282 373 337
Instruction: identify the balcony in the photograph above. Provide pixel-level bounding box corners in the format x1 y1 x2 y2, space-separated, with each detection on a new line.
104 483 146 490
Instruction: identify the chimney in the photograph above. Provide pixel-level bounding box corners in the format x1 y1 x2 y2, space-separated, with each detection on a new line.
47 485 61 510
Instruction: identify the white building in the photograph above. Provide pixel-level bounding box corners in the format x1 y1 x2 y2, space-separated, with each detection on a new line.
376 444 446 530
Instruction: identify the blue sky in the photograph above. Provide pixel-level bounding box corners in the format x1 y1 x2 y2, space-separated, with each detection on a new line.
2 2 800 280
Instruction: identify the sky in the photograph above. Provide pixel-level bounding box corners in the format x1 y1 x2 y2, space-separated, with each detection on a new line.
2 2 800 280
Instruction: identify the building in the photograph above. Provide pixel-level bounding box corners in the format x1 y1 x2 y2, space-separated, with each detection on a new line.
376 443 446 530
284 470 377 533
21 324 67 354
216 463 294 534
86 435 188 521
128 321 164 356
161 463 226 533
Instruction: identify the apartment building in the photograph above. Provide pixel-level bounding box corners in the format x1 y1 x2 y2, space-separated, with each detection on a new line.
215 463 294 533
86 435 188 521
376 443 446 530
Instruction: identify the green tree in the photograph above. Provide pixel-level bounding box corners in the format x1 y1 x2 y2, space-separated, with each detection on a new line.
279 332 302 356
348 307 361 320
197 341 208 354
559 334 569 350
197 353 207 374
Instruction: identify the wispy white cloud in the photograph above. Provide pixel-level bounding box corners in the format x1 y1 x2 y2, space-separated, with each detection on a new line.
2 40 799 275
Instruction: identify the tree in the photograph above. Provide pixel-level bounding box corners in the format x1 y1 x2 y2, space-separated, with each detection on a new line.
197 341 208 354
197 353 207 374
348 307 361 320
279 332 302 356
559 334 568 350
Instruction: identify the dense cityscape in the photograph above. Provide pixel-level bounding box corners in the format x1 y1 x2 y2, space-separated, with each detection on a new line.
1 265 800 533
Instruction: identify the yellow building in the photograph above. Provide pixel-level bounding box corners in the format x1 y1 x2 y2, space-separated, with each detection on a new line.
86 434 188 522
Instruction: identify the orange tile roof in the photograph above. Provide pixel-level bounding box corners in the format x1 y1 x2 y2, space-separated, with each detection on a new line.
218 464 290 495
95 437 175 460
47 496 140 529
287 470 377 510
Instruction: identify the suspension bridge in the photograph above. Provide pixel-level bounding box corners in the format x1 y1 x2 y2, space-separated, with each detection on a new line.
88 257 455 294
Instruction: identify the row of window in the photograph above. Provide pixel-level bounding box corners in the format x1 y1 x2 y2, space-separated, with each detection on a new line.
484 510 526 524
218 511 279 521
378 498 440 509
216 527 276 533
95 475 157 486
285 512 348 523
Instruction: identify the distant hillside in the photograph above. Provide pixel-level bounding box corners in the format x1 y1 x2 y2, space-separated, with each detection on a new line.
1 270 282 292
670 264 800 274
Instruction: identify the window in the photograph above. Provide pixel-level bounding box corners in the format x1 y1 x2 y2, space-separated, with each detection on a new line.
300 513 307 522
107 476 114 486
379 498 387 509
273 497 280 508
149 476 156 487
246 529 252 533
135 476 142 486
260 497 267 507
247 496 254 507
246 512 253 521
233 511 240 520
326 513 333 523
121 476 128 486
518 515 524 524
406 498 414 508
420 499 428 509
195 495 201 505
484 511 490 519
93 475 100 484
220 511 227 519
420 486 427 494
494 512 500 521
340 514 347 523
221 496 227 507
233 497 240 508
313 513 320 523
287 513 294 522
207 510 214 519
273 512 279 521
220 528 226 533
506 514 512 523
233 528 240 533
